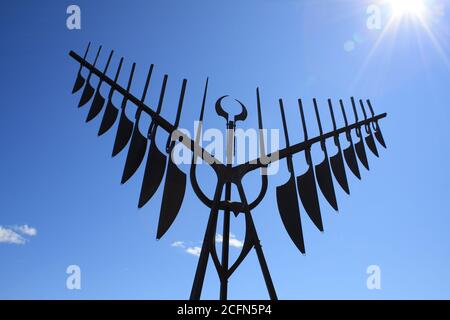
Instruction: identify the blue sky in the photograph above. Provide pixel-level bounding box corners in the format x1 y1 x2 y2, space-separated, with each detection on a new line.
1 0 450 299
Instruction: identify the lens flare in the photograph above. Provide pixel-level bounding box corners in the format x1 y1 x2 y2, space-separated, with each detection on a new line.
390 0 426 18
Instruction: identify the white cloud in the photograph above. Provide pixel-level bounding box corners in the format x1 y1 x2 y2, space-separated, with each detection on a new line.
0 226 26 244
172 234 243 258
185 246 201 257
0 225 37 245
229 238 244 249
15 225 37 236
171 241 185 248
215 233 243 248
172 241 201 257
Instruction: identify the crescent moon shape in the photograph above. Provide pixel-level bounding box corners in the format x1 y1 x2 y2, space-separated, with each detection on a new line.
234 99 248 122
215 95 229 121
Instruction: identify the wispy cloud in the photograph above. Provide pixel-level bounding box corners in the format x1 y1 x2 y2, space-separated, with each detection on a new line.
172 241 202 257
171 241 185 248
14 225 37 236
0 225 37 245
185 246 201 257
215 233 243 248
0 227 25 244
172 233 243 257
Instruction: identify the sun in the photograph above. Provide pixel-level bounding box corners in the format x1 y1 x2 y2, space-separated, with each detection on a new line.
389 0 426 18
353 0 450 88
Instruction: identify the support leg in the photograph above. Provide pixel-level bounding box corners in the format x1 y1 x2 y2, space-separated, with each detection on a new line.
190 182 224 300
250 219 278 300
220 181 232 300
236 182 278 300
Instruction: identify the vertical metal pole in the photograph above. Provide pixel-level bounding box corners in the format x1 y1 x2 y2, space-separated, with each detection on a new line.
190 182 224 300
220 120 234 300
220 181 231 300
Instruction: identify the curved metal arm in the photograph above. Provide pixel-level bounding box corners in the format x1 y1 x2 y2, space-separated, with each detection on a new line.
190 164 215 207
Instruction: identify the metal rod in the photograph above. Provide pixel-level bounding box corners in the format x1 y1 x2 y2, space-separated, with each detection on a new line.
166 79 187 152
107 57 124 99
313 98 324 135
122 62 136 107
96 50 114 89
220 180 231 300
75 42 91 75
86 45 102 83
190 182 224 300
278 99 293 172
141 64 153 102
256 88 266 157
236 182 278 300
220 113 235 300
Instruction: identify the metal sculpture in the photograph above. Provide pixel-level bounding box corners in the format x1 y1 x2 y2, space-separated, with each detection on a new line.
69 43 387 300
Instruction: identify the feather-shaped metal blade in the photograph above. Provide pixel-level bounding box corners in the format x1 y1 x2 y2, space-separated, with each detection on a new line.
355 138 369 170
112 110 133 157
157 155 186 239
375 129 386 148
121 125 148 184
72 73 86 94
315 158 338 211
297 165 324 232
276 176 306 253
78 81 95 107
138 141 167 208
365 134 379 157
98 99 119 136
330 150 350 194
343 144 361 179
86 91 106 122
